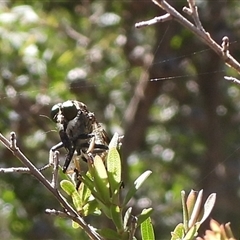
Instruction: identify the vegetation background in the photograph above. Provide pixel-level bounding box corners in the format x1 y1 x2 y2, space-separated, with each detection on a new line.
1 0 240 239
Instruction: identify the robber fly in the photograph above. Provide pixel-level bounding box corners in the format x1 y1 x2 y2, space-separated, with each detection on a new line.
50 100 109 173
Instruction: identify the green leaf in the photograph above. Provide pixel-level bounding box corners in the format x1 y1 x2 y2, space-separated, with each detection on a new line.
78 177 92 205
82 198 101 216
123 207 132 230
80 170 105 203
97 228 122 240
80 173 97 195
137 208 153 227
92 155 110 203
107 147 121 195
97 201 112 219
72 220 80 229
60 180 82 211
123 170 152 206
181 190 189 232
60 180 76 196
94 155 108 179
183 224 199 240
110 204 123 231
171 223 185 240
108 132 120 149
140 216 155 240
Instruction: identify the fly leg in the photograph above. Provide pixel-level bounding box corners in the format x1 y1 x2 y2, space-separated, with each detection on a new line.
59 130 76 173
63 133 93 173
62 146 75 173
40 129 74 174
39 142 64 172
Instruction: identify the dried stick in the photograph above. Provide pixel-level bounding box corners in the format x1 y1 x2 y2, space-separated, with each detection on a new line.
183 0 204 31
224 76 240 85
45 209 69 218
51 150 59 189
0 167 30 173
135 0 240 75
0 132 103 240
135 13 172 28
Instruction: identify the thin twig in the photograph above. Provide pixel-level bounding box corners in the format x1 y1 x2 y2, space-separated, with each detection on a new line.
45 209 69 218
135 13 172 28
0 167 30 173
183 0 204 31
129 216 138 240
51 151 59 189
135 0 240 75
222 36 229 60
0 132 103 240
224 76 240 85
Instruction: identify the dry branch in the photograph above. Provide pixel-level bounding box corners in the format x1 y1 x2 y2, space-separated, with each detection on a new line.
135 0 240 76
0 132 103 240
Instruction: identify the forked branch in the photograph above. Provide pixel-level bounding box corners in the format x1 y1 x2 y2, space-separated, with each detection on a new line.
0 132 103 240
135 0 240 76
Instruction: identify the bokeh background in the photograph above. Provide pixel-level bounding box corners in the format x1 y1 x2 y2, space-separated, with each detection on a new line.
1 0 240 239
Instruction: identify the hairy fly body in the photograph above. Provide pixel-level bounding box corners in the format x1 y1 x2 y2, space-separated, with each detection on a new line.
50 100 109 173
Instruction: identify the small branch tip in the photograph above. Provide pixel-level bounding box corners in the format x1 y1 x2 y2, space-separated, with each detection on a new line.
135 13 172 28
182 7 192 16
10 132 18 150
222 36 230 59
222 36 229 50
224 76 240 84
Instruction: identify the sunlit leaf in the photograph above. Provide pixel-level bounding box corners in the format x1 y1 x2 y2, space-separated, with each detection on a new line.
183 224 199 240
123 170 152 206
78 181 91 205
72 220 80 229
82 199 101 216
92 155 110 203
110 204 123 231
107 147 121 195
60 180 82 211
171 223 185 240
123 207 132 230
137 208 153 227
140 216 155 240
108 133 120 149
199 193 216 224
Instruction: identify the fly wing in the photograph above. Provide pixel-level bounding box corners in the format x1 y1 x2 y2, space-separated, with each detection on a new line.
87 122 109 160
94 123 110 147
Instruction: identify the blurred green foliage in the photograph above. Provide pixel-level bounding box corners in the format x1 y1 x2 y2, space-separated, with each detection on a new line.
1 0 240 239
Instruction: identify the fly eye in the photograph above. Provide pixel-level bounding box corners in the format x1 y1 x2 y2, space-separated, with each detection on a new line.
62 100 78 121
50 104 61 122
